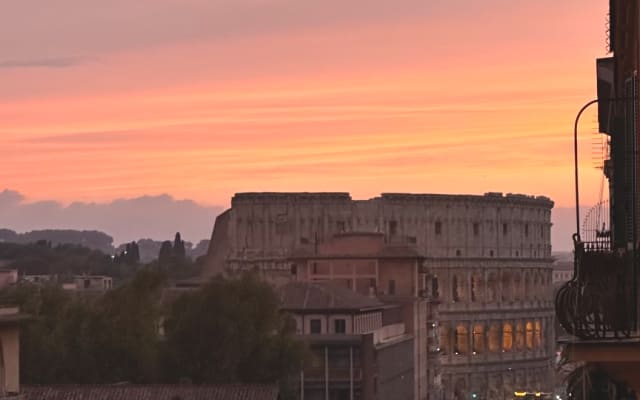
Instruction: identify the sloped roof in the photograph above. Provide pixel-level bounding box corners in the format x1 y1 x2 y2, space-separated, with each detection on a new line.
22 384 279 400
279 282 384 312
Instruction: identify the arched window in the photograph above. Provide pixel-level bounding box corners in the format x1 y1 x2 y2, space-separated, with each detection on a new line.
502 323 513 351
513 272 522 301
486 272 497 303
471 273 483 302
488 323 500 353
472 324 484 354
534 320 542 349
455 325 469 354
515 322 525 350
524 272 531 300
452 275 459 302
526 321 534 350
501 271 511 302
439 323 450 355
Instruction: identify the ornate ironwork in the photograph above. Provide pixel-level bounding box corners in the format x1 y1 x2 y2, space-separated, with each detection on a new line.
555 236 634 339
566 365 636 400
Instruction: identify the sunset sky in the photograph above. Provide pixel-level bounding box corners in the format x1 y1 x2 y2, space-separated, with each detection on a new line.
1 0 609 209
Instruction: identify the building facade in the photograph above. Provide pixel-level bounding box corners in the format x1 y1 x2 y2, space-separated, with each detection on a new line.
205 192 555 400
280 282 415 400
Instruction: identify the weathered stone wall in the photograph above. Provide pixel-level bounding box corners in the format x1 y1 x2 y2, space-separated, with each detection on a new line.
204 192 553 278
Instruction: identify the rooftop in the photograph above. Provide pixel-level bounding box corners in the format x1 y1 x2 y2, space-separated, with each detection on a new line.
279 282 386 312
22 384 279 400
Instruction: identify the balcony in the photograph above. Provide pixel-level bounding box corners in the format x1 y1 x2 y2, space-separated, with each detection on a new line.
555 240 636 340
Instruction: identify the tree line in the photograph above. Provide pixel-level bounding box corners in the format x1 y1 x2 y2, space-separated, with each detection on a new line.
1 271 305 397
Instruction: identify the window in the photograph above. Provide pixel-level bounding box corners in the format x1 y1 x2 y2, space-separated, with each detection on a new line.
473 223 480 236
502 323 513 351
502 223 508 236
84 279 91 289
388 279 396 295
389 220 398 236
435 221 442 235
452 275 459 302
455 249 461 257
524 224 529 237
310 319 322 334
526 322 534 350
488 324 500 352
334 319 346 334
336 221 345 232
515 322 525 350
432 276 440 298
472 325 484 353
312 262 318 274
291 264 297 275
454 325 468 354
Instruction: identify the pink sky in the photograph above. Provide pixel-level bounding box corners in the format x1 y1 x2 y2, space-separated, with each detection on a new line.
0 0 609 208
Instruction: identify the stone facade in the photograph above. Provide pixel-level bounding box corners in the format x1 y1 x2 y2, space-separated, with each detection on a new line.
204 192 555 400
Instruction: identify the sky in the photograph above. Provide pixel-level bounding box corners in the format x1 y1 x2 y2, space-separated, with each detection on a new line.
1 0 610 248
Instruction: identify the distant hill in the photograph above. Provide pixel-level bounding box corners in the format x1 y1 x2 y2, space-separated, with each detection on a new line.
0 229 114 254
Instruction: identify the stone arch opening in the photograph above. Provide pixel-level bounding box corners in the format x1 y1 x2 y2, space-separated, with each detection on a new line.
502 323 513 351
472 324 484 354
526 321 534 349
452 273 466 303
439 323 450 355
513 271 522 301
470 272 483 302
501 271 512 302
515 321 525 350
534 320 542 349
454 324 469 354
486 272 498 303
488 323 500 353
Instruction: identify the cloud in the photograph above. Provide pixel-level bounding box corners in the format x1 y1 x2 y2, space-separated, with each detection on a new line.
0 57 81 69
0 190 222 246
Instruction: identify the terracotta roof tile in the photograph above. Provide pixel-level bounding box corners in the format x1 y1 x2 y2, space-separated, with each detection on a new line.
279 282 383 311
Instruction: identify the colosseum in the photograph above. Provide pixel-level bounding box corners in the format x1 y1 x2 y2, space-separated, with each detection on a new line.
204 192 555 400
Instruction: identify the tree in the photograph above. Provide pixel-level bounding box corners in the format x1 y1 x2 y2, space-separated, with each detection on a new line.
158 241 173 265
161 274 306 388
173 233 186 259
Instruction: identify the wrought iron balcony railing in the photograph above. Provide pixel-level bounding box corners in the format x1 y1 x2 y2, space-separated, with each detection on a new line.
555 238 636 340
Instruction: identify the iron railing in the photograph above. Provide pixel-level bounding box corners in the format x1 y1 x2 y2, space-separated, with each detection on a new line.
555 237 635 339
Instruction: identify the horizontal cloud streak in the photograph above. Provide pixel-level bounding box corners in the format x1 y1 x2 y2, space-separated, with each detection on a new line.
0 57 81 69
0 189 222 245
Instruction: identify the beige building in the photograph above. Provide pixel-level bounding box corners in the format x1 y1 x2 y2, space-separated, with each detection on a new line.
280 281 415 400
204 192 555 400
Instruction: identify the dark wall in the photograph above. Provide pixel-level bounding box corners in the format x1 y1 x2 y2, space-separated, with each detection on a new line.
376 338 414 400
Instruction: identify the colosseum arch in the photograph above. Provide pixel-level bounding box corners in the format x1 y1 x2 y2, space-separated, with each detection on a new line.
453 378 468 400
470 271 484 302
513 271 523 301
440 322 450 355
524 271 532 300
526 321 534 350
502 322 513 351
532 271 540 300
534 320 542 349
501 271 512 302
454 324 469 354
472 324 484 354
488 323 500 353
486 271 498 303
452 273 467 303
515 321 525 350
